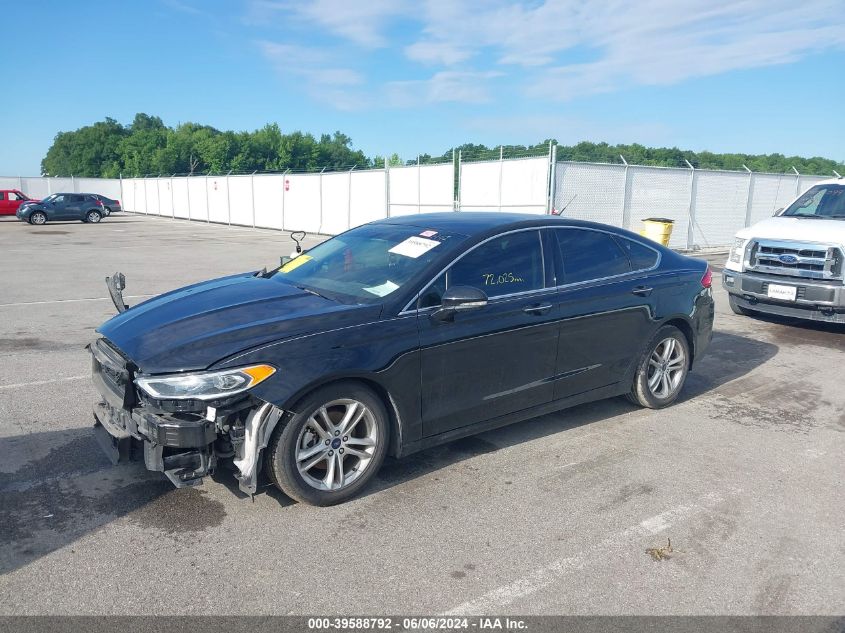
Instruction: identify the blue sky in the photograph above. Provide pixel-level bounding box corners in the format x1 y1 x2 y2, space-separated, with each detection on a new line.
1 0 844 175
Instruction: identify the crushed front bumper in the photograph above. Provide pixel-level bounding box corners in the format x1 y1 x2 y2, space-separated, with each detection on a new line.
723 270 845 323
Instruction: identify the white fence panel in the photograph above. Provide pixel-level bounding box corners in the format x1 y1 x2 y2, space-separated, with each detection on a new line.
156 179 173 217
387 165 420 216
172 178 189 219
144 179 160 215
626 167 691 249
228 176 254 226
555 162 626 226
419 163 454 213
501 157 549 214
748 174 797 226
187 177 208 221
75 178 122 199
351 169 388 226
20 178 50 199
799 175 827 195
320 172 351 235
136 179 148 214
253 174 284 230
120 179 134 211
460 160 501 211
691 171 749 248
207 176 229 224
0 177 19 190
283 174 321 233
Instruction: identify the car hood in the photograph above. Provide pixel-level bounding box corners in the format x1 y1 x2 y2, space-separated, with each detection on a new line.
737 216 845 245
97 272 381 374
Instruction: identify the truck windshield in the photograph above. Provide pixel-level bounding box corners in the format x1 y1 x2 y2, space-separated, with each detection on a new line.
783 185 845 218
272 223 463 304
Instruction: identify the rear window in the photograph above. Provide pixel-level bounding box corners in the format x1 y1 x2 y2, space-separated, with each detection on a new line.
556 228 631 284
615 236 659 270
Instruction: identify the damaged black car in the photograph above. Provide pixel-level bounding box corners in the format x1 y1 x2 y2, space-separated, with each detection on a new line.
90 213 714 506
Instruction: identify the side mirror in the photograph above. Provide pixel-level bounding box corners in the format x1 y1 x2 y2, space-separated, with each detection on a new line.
431 286 488 321
773 207 785 217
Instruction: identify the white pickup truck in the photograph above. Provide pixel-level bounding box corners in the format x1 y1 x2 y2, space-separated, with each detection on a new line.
723 177 845 323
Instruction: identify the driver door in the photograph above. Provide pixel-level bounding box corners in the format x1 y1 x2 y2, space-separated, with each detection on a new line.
416 229 560 437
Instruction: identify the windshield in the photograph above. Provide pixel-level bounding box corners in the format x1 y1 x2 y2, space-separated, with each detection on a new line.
273 223 463 303
41 194 57 204
783 184 845 218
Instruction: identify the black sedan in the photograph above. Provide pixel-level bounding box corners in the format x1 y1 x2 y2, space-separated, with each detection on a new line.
16 193 106 225
87 193 122 215
90 213 714 506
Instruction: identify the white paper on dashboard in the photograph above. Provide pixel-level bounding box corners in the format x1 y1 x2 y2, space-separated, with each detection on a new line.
388 236 440 258
362 280 400 297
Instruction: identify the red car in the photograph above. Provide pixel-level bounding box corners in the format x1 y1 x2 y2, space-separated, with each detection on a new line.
0 190 36 215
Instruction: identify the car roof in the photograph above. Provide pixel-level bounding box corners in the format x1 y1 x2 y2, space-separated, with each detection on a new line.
373 211 632 237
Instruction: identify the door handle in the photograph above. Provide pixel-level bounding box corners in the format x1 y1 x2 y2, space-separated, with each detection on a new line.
523 303 553 315
631 286 653 297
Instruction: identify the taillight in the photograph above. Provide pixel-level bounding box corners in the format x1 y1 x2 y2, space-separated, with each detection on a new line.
701 266 712 289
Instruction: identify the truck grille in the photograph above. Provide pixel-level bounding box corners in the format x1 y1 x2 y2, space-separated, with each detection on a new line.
749 240 843 281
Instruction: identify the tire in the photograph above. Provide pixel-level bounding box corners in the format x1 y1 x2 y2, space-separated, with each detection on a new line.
266 381 389 506
103 207 111 216
728 294 753 316
85 210 102 223
29 211 47 225
627 325 690 409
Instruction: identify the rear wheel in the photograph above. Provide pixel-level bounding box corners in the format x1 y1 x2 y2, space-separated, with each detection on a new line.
627 325 690 409
103 207 111 216
86 210 102 223
266 381 389 506
29 211 47 225
728 294 753 316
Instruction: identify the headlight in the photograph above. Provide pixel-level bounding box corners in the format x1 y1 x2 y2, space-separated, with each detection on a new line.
729 238 746 264
135 364 276 400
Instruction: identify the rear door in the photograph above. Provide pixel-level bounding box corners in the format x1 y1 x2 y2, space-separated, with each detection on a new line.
63 194 85 219
416 229 560 437
550 228 661 399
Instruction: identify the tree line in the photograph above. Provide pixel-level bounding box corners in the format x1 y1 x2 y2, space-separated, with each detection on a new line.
41 113 844 178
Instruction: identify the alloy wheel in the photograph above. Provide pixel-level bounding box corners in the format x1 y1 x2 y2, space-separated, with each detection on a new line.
295 399 378 491
647 337 686 399
87 211 101 223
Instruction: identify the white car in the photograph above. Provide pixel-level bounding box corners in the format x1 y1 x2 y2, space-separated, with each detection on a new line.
723 177 845 323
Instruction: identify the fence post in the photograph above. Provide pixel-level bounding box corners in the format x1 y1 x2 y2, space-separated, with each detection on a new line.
186 175 192 221
743 165 754 228
547 142 557 214
118 173 123 211
319 167 326 234
792 166 800 196
205 171 210 223
417 156 421 215
250 171 257 229
498 146 504 212
347 165 355 230
385 158 391 218
620 156 631 230
170 174 176 219
282 169 289 230
226 170 233 226
457 150 462 211
685 160 697 250
156 174 162 216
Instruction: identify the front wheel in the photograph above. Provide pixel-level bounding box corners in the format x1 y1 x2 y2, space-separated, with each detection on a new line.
86 210 102 223
627 325 690 409
265 382 389 506
29 211 47 225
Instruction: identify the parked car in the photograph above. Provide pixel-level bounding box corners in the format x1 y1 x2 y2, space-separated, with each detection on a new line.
16 193 106 225
90 213 714 506
87 194 122 215
724 177 845 323
0 189 36 216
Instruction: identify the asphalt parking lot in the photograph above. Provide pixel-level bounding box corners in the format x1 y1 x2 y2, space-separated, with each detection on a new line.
0 213 842 615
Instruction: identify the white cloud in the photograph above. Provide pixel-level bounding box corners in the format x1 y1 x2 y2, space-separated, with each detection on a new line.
405 41 472 66
387 71 503 106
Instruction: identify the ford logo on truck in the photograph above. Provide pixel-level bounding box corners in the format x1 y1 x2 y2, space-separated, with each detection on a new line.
778 254 799 264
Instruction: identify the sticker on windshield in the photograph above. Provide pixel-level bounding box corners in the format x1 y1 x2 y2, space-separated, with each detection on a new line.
278 254 312 273
388 236 440 259
419 230 438 237
362 280 400 297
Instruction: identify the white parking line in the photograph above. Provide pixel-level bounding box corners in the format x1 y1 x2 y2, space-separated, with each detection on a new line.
443 490 736 615
0 294 153 308
0 375 87 390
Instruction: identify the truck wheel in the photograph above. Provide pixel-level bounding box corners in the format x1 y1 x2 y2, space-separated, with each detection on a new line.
265 381 389 506
86 210 102 223
728 294 753 316
29 211 47 225
627 325 690 409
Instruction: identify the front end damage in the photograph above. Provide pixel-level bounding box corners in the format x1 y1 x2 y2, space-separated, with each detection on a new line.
89 336 286 495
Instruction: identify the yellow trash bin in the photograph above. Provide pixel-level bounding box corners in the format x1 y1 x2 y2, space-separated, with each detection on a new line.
639 217 674 246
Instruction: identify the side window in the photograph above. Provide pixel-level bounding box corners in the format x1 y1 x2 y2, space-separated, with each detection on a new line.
556 229 631 284
8 192 20 200
53 195 65 204
0 192 5 201
615 236 658 271
448 230 544 298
